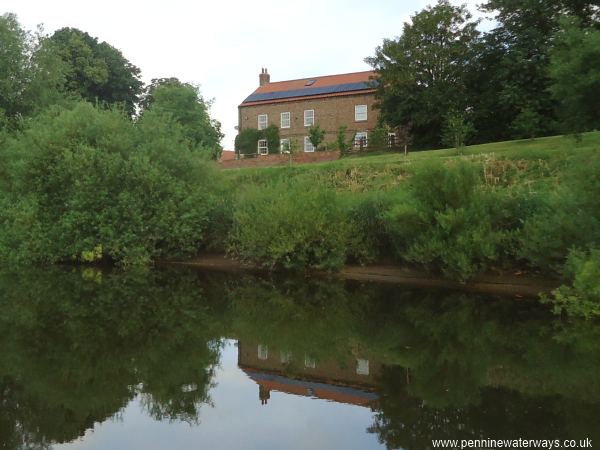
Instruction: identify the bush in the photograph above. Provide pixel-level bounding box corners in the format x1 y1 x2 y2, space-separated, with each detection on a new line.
520 154 600 272
229 181 349 270
384 160 526 280
344 191 396 264
544 249 600 319
0 101 220 265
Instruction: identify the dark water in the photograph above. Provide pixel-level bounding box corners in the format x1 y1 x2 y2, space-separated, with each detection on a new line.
0 267 598 450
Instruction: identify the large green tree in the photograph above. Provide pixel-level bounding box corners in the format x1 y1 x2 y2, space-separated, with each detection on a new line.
140 78 223 159
469 0 599 142
366 0 479 149
549 18 600 134
49 27 142 116
0 14 67 130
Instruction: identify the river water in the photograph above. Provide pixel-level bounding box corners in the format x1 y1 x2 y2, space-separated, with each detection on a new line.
0 267 598 449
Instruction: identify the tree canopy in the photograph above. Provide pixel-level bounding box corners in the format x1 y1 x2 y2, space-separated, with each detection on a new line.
140 78 223 159
368 0 600 147
49 27 143 116
366 0 479 149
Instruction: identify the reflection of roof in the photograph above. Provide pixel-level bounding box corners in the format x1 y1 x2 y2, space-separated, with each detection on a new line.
241 71 377 106
242 367 378 407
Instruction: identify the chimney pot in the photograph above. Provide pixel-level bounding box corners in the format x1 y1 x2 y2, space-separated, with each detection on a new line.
259 68 270 87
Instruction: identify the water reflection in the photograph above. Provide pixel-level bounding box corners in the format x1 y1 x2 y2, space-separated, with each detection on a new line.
0 267 598 449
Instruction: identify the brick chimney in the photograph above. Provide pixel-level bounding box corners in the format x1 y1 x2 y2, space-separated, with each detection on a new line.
259 68 270 87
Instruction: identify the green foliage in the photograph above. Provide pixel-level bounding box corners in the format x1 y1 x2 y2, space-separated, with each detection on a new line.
140 78 223 159
384 160 526 280
442 110 475 148
229 180 350 270
549 18 600 134
336 125 348 152
0 14 68 130
545 249 600 318
366 0 479 149
235 128 262 155
49 27 143 116
511 107 543 139
234 126 279 155
369 124 390 148
263 124 280 154
0 102 220 265
308 124 325 150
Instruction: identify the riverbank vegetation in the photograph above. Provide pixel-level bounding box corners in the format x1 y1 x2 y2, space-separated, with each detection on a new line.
223 132 600 317
1 9 599 317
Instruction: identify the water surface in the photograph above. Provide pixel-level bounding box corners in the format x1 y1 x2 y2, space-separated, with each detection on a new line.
0 267 598 449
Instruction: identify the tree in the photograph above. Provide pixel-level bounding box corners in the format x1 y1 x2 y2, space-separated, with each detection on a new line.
470 0 599 142
442 110 475 148
235 128 262 156
140 78 223 159
511 107 543 139
0 14 69 131
549 18 600 134
308 125 325 150
263 125 280 154
0 13 30 130
49 27 142 116
336 125 348 152
366 0 479 149
369 125 391 149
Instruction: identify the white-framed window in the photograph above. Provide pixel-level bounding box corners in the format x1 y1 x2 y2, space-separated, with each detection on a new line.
304 136 315 153
388 132 396 147
280 112 290 129
258 344 268 360
356 359 370 376
280 138 290 153
304 355 316 369
355 104 368 121
280 351 292 364
258 139 268 155
258 114 268 130
304 109 314 127
354 132 368 148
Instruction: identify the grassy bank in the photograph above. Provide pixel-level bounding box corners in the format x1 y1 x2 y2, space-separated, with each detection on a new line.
0 104 598 317
219 132 600 317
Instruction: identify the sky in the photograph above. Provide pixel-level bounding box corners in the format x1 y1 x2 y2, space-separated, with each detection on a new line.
2 0 491 150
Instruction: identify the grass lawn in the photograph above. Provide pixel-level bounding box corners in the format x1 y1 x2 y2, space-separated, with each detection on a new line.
223 131 600 192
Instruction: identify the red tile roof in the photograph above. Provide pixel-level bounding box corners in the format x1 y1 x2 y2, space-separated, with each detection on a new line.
254 70 376 94
240 70 377 106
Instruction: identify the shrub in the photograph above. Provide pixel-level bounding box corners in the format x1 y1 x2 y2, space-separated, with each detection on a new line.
520 154 600 272
344 191 396 264
544 249 600 319
0 101 220 265
384 160 526 280
229 181 349 270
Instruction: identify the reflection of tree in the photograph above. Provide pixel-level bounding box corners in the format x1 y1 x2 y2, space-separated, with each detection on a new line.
1 268 600 449
218 277 600 449
370 366 600 450
0 268 222 448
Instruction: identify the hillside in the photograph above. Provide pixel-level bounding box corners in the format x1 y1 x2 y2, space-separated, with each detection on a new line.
223 132 600 192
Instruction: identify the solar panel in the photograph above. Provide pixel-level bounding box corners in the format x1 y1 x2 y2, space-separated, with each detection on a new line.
243 81 378 104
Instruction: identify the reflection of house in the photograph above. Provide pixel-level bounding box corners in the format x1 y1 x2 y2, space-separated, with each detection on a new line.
238 341 380 407
238 69 379 154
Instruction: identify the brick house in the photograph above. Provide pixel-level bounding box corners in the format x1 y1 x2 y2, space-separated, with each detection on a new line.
238 68 379 154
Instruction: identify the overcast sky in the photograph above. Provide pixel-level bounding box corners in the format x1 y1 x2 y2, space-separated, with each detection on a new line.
3 0 491 150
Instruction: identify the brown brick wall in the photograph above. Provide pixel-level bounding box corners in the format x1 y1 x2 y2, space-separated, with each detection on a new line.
238 92 379 150
219 150 340 169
